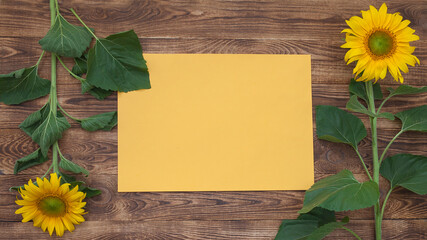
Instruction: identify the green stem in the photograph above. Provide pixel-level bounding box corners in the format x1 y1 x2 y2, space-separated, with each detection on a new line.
379 130 403 164
54 0 60 16
376 95 392 114
355 147 373 180
341 226 362 240
380 188 394 221
70 8 99 40
42 164 53 179
50 0 60 175
58 103 81 122
57 56 87 82
366 81 381 240
35 50 45 66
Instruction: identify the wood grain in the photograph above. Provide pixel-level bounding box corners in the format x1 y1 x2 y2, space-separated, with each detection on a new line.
0 0 426 239
0 220 426 240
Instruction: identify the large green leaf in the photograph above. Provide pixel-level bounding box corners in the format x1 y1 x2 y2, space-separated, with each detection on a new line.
27 108 71 156
299 170 379 213
316 105 367 148
33 112 70 156
396 105 427 132
14 148 48 174
275 207 348 240
387 85 427 97
0 66 50 105
59 154 89 177
346 95 394 120
86 30 151 92
380 154 427 195
79 111 117 131
349 78 383 102
39 14 92 57
19 104 50 137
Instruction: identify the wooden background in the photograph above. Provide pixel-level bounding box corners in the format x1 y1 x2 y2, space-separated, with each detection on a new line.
0 0 426 239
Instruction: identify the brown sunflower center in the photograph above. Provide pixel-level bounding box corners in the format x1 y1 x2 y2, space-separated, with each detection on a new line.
368 31 394 56
38 196 66 217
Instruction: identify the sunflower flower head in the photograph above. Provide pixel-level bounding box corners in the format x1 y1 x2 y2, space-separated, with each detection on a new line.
341 3 420 83
15 173 87 237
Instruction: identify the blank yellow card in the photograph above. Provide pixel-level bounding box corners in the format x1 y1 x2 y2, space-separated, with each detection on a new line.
118 54 313 192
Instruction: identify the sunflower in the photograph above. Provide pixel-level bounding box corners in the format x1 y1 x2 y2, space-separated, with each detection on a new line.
15 173 87 237
341 3 419 83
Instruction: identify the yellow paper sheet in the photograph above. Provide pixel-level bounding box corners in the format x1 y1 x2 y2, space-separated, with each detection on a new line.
118 54 313 192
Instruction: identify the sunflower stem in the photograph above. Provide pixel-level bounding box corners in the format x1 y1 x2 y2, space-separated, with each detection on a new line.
366 81 382 240
50 0 60 175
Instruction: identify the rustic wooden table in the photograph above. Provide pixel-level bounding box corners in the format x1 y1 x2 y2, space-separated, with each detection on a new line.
0 0 426 239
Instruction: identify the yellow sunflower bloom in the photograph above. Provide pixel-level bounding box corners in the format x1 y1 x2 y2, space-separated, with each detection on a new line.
341 3 420 83
15 173 87 237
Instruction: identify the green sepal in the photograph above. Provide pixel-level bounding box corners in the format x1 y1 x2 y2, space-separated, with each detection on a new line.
14 148 49 174
299 169 379 213
0 66 50 105
381 154 427 195
39 14 92 57
86 30 151 92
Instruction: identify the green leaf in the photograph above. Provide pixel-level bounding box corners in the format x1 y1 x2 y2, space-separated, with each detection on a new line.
81 186 102 198
349 78 383 102
79 111 117 131
72 54 88 77
19 104 51 137
86 30 151 92
14 148 48 174
59 154 89 177
0 66 50 105
69 181 102 198
396 105 427 132
31 110 71 156
346 96 394 120
39 14 92 57
316 105 367 148
275 220 319 240
346 95 371 116
380 154 427 195
387 85 427 97
57 171 76 184
306 222 346 240
299 169 379 213
377 112 395 121
297 207 336 226
275 207 348 240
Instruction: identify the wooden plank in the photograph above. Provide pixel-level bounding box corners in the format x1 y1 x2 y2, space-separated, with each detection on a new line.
1 175 426 222
0 220 425 239
1 126 427 176
1 37 426 85
0 0 425 40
